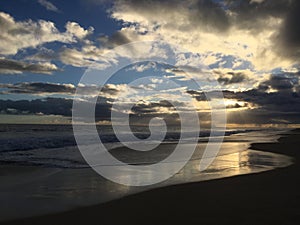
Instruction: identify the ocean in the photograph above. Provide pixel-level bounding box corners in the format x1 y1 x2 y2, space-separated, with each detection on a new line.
0 124 293 221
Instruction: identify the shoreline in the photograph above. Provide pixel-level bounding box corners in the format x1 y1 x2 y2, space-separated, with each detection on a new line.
1 129 300 225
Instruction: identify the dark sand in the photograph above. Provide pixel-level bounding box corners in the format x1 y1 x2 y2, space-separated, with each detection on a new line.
2 130 300 225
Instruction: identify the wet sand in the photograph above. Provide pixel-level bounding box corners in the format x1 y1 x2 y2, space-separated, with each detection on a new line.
1 129 300 225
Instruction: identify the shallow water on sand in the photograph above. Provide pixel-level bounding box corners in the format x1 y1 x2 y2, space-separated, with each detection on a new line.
0 130 293 222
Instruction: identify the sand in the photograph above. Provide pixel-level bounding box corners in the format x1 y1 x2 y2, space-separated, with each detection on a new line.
1 129 300 225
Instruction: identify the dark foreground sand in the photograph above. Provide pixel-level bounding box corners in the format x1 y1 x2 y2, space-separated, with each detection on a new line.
2 130 300 225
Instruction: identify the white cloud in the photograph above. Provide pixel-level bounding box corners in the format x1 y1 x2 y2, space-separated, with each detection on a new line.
0 12 93 55
38 0 60 13
250 0 265 4
65 22 94 40
126 62 158 72
59 45 112 69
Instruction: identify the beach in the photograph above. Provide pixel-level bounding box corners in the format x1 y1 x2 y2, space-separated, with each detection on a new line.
1 1 300 224
1 129 299 225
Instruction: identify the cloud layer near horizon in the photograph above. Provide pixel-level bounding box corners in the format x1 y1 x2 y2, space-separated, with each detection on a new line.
1 78 300 125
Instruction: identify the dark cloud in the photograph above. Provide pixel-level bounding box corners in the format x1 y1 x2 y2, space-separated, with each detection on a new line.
0 82 123 97
220 81 300 114
0 97 113 121
225 0 300 60
0 58 59 74
0 98 73 116
0 82 75 95
0 96 183 125
267 74 298 91
234 88 300 113
225 0 292 28
191 0 230 32
112 0 293 34
113 0 230 33
281 1 300 46
0 82 185 123
276 1 300 59
187 72 300 124
186 90 207 101
131 100 182 114
99 31 131 48
258 73 299 92
216 71 247 85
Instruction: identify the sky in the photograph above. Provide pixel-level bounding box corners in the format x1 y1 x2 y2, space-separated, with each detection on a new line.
0 0 300 127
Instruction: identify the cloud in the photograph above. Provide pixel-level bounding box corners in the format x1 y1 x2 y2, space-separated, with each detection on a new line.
0 79 193 124
225 0 291 29
249 0 265 4
126 61 158 72
109 0 299 71
112 0 230 33
99 31 132 48
130 100 179 114
0 96 183 125
38 0 60 13
0 97 115 122
188 90 300 125
59 46 109 69
0 82 75 94
223 0 300 64
187 70 300 116
1 1 299 79
0 82 132 99
259 73 299 92
231 88 300 114
216 71 248 85
3 83 300 125
275 1 300 60
1 72 300 125
0 58 58 74
26 47 57 62
0 98 73 116
59 39 168 69
0 12 93 55
0 96 183 126
0 11 98 74
65 22 94 40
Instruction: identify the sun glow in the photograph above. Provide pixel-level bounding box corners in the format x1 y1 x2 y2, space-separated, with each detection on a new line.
224 99 253 111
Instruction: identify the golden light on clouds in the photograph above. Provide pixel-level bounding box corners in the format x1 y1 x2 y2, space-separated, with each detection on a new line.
224 99 255 111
